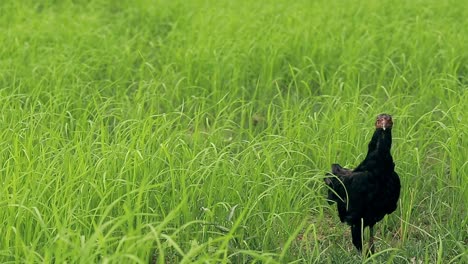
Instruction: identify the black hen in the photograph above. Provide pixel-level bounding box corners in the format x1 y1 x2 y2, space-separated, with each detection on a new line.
325 114 401 253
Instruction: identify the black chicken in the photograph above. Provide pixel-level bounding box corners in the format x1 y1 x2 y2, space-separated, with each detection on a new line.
325 114 401 253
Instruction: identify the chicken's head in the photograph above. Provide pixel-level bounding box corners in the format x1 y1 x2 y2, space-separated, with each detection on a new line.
375 114 393 130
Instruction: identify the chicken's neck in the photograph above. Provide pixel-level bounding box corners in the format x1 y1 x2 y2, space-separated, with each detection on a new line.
368 129 392 154
355 129 394 172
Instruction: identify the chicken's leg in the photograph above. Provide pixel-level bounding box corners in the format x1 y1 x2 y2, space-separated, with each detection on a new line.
351 224 363 252
368 226 375 254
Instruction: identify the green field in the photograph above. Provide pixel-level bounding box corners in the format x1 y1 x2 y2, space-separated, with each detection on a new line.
1 0 467 263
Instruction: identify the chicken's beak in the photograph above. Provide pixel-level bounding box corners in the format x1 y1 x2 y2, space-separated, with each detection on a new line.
381 119 387 130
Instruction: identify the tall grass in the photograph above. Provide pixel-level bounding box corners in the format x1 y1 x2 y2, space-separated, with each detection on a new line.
0 0 466 263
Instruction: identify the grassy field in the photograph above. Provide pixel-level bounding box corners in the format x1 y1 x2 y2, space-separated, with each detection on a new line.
0 0 467 263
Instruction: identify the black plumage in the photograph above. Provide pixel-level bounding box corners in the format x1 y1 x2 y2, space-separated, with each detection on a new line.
325 114 401 253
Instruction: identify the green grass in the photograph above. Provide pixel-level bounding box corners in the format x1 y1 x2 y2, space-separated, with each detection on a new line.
0 0 467 263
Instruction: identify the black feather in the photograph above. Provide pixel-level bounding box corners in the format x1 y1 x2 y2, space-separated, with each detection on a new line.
325 115 401 253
